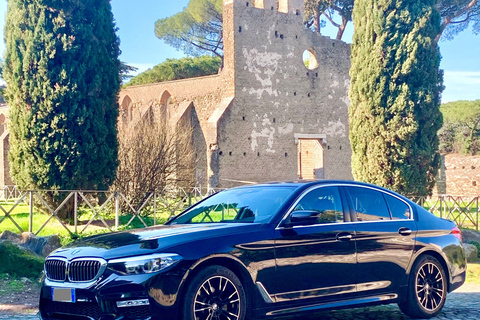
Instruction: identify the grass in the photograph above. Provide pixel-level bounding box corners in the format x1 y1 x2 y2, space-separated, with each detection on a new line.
0 274 33 294
0 199 186 245
466 263 480 285
0 274 26 294
0 242 44 279
422 199 479 230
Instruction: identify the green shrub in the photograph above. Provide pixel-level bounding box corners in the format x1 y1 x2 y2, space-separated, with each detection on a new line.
0 242 44 279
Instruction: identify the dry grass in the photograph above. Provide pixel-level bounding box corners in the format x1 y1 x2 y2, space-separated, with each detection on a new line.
466 263 480 285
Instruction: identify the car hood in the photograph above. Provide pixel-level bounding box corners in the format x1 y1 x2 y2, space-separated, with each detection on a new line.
49 223 263 261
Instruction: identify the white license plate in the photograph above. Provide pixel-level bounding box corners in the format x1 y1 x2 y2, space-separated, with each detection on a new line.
51 288 76 303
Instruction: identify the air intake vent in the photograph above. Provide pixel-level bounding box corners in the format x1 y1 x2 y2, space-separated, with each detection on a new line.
45 259 67 281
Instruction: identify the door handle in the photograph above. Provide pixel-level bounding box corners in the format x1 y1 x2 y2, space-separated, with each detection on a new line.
398 227 412 236
336 233 353 241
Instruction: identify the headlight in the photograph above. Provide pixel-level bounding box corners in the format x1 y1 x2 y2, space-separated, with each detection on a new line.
108 253 182 275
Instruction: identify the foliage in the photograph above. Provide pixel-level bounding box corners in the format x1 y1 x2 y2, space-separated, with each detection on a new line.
3 0 121 218
113 113 195 207
437 0 480 40
349 0 444 197
439 100 480 154
155 0 223 58
304 0 354 40
120 61 139 82
0 242 44 278
155 0 477 57
124 56 221 87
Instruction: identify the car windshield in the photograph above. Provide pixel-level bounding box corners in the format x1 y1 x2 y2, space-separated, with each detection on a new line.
170 186 297 224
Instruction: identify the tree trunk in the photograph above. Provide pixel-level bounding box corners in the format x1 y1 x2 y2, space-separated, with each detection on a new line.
336 18 348 40
314 11 321 34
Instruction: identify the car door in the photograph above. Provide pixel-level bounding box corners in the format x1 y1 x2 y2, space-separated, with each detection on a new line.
273 186 357 303
342 186 417 296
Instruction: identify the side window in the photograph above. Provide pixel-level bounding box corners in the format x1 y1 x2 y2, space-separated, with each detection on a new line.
384 194 411 220
347 187 391 221
293 187 344 224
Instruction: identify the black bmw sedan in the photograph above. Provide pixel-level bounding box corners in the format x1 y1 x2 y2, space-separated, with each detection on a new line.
39 181 466 320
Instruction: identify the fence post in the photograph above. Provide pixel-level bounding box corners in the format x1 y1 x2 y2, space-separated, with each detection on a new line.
153 192 157 226
477 197 479 232
29 191 34 233
74 192 78 234
439 196 443 219
115 192 120 230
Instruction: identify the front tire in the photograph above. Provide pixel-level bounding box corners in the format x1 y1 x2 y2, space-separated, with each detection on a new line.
398 255 447 318
182 265 247 320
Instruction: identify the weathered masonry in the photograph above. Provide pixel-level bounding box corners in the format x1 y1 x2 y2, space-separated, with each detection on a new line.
120 0 354 188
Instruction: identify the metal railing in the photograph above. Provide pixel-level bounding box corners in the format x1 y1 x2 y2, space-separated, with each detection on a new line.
0 186 222 237
1 186 478 237
415 195 479 231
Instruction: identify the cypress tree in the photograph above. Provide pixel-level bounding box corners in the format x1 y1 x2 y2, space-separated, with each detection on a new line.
349 0 444 196
3 0 120 196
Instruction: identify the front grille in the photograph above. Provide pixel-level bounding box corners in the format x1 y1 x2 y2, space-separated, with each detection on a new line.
44 300 102 320
45 259 67 281
69 260 102 282
45 258 104 282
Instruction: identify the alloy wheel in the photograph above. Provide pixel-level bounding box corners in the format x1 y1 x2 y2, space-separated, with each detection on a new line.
193 275 241 320
415 262 445 312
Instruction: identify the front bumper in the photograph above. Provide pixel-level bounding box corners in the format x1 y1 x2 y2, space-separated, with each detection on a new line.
39 270 184 320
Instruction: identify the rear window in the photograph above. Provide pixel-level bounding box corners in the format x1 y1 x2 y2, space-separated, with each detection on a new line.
384 194 411 220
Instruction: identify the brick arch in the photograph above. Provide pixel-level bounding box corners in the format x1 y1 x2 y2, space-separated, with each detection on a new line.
159 90 172 121
159 90 172 105
120 95 133 123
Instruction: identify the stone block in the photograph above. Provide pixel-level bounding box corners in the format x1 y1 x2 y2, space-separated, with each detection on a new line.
463 243 479 262
0 230 61 257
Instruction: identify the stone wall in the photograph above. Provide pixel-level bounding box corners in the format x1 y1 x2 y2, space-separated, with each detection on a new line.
216 0 352 187
440 154 480 196
118 0 353 188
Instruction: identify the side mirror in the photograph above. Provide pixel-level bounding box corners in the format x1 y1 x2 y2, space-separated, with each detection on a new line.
284 210 320 227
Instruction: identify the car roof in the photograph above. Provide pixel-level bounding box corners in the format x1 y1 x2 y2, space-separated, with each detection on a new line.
230 180 411 202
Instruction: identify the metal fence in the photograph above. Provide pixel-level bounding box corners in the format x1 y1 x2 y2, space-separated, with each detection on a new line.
0 186 478 237
0 185 222 237
415 195 479 231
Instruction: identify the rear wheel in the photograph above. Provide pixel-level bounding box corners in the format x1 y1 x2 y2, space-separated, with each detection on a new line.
182 265 247 320
398 255 447 318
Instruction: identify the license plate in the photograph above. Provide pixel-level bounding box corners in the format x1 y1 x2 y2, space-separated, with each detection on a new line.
51 288 76 303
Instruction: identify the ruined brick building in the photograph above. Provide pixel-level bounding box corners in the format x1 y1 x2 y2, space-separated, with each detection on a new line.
0 0 353 189
119 0 353 188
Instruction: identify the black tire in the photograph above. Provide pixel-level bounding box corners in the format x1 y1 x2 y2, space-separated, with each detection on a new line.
182 265 247 320
398 255 447 319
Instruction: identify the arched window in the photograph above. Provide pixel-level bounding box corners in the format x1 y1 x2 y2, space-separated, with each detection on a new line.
120 95 133 123
159 91 172 121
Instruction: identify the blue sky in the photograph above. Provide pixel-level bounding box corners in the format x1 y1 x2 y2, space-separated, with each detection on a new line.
0 0 478 103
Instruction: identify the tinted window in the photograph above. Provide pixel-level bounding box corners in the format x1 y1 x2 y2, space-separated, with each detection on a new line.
384 194 411 220
293 187 344 224
347 187 391 221
171 186 296 224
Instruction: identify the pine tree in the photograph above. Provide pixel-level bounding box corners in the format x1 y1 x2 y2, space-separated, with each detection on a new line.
3 0 120 196
349 0 444 196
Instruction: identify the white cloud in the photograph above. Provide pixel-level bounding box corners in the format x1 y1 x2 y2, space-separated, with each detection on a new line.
442 71 480 103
